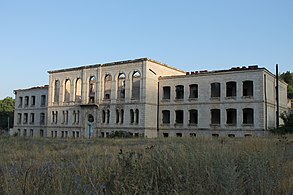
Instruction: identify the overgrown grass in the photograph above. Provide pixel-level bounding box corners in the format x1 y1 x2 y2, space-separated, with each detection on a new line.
0 135 293 194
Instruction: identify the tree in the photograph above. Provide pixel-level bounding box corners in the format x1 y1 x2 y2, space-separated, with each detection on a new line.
280 71 293 99
271 112 293 134
0 97 15 130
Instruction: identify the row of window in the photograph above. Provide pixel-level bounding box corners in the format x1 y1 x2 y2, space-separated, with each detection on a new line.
53 71 141 104
50 130 80 138
162 133 252 138
17 129 44 137
162 108 254 126
162 81 253 100
17 113 46 125
18 95 46 108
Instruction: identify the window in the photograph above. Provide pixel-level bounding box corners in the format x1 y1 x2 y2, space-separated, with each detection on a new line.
106 110 110 124
54 80 60 103
243 81 253 97
226 109 237 125
19 97 23 107
243 108 254 124
135 109 139 124
52 111 58 124
41 95 46 106
64 79 71 102
116 109 120 124
175 85 184 100
162 110 170 124
102 110 106 123
189 109 198 125
163 133 169 138
226 81 237 97
89 76 96 103
23 113 28 124
30 129 33 137
17 113 22 124
104 74 112 100
175 110 184 124
211 109 220 125
75 78 82 102
31 96 36 106
132 71 141 99
130 109 134 124
40 129 44 137
189 84 198 99
40 113 45 125
23 129 27 137
176 133 182 137
24 96 29 107
30 113 35 124
211 83 221 98
118 73 126 99
121 109 124 124
163 86 171 100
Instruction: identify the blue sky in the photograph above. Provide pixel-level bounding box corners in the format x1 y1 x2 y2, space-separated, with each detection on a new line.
0 0 292 99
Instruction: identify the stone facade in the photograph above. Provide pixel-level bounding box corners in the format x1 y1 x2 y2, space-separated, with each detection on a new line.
11 58 289 138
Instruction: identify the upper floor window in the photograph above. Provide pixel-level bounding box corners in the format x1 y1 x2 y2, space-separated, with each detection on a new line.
24 96 29 107
211 109 220 125
40 113 45 125
104 74 112 100
189 84 198 99
243 108 254 125
175 85 184 100
226 109 237 125
89 76 96 103
163 86 171 100
41 95 46 106
54 80 60 103
31 96 36 106
132 71 141 99
162 110 170 124
226 81 237 97
243 81 253 97
211 83 221 98
117 73 126 99
189 109 198 125
18 97 23 107
175 110 184 124
75 78 82 102
64 79 71 102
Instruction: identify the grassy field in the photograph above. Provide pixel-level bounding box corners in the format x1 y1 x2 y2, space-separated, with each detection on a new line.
0 136 293 194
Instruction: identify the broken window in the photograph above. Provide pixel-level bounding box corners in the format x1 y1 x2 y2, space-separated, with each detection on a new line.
40 113 45 125
189 109 198 125
23 129 27 137
132 71 141 99
75 78 82 102
118 73 126 99
163 133 169 138
30 129 33 137
102 110 106 123
175 110 184 124
23 113 28 124
243 108 254 124
162 110 170 124
64 79 71 102
18 97 23 107
24 96 29 107
175 85 184 100
211 83 221 98
121 109 124 124
104 74 112 100
54 80 60 103
89 76 96 103
40 129 44 137
31 96 36 106
17 113 22 124
30 113 35 124
243 81 253 97
226 81 237 97
116 109 120 124
41 95 46 106
163 86 171 100
211 109 220 124
135 109 139 124
106 110 110 124
189 84 198 99
130 109 134 124
226 109 237 125
55 111 58 124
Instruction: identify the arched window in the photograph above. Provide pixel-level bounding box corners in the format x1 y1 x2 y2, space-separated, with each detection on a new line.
75 78 82 102
130 109 134 124
106 110 110 124
102 110 106 123
135 109 139 124
104 74 112 100
132 71 141 99
89 76 96 103
64 79 71 102
243 108 254 124
226 81 237 97
54 80 60 103
211 82 221 98
117 73 126 99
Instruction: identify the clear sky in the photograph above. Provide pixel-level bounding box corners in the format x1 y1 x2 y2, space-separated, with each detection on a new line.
0 0 292 99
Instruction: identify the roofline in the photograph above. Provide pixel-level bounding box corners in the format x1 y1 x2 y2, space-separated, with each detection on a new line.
47 57 185 74
13 85 48 94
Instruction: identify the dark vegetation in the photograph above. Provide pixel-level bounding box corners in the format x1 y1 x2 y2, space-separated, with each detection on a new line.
0 97 14 133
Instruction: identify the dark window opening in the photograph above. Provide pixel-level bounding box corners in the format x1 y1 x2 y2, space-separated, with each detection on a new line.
75 78 82 103
23 129 27 137
41 95 46 106
31 96 36 106
243 108 254 124
163 86 171 99
190 133 196 137
175 85 184 100
121 109 124 124
106 110 110 124
175 110 184 124
132 71 141 99
189 84 198 99
104 74 112 100
176 133 182 137
30 129 33 137
24 96 29 107
118 73 126 99
40 129 44 137
226 81 237 97
226 109 237 125
245 134 252 137
30 113 35 124
135 109 139 124
211 109 220 124
17 113 22 124
64 79 71 102
212 134 219 137
162 110 170 124
54 80 60 103
243 81 253 97
88 114 94 123
130 109 134 124
228 134 235 138
19 97 23 107
189 109 198 125
23 113 28 124
211 83 221 98
163 133 169 138
116 109 120 124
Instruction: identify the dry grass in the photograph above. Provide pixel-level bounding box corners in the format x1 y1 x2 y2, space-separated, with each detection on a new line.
0 135 293 194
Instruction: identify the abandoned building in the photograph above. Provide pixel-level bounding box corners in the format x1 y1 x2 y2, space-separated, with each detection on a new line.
11 58 289 138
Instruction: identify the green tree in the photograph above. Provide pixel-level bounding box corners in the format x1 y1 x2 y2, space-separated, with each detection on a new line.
280 71 293 99
0 97 15 130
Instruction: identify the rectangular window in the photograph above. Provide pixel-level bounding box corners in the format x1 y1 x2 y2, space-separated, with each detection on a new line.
243 108 254 124
24 96 29 107
162 110 170 124
30 129 33 137
175 110 184 124
19 97 23 107
243 81 253 97
163 86 171 99
175 85 184 100
189 84 198 99
40 113 45 125
31 96 36 106
41 95 46 106
30 113 35 124
23 113 28 124
211 83 221 98
226 109 237 125
211 109 220 124
189 109 198 125
226 82 237 97
40 129 44 137
17 113 22 124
